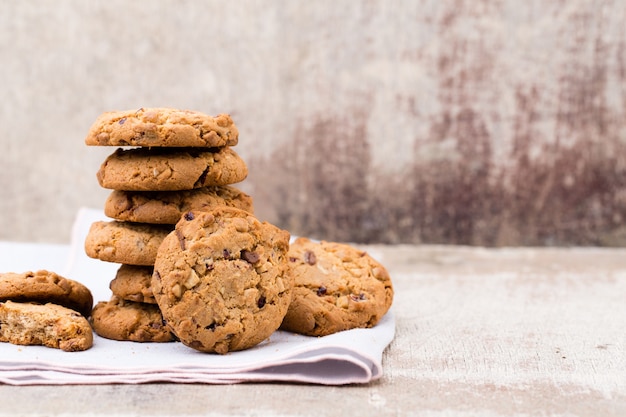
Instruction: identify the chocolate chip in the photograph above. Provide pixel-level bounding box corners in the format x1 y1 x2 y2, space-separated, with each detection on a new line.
195 166 210 187
153 270 161 281
289 257 298 262
223 249 231 259
241 250 260 264
189 340 204 350
184 211 195 221
257 296 266 308
303 250 317 265
316 286 327 296
118 117 127 125
205 323 216 331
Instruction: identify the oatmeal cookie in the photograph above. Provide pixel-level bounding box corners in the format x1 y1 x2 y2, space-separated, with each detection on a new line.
109 264 156 304
104 185 253 224
84 221 172 266
85 108 238 148
279 237 393 336
152 207 292 354
0 301 93 351
0 270 93 317
91 296 175 342
96 147 248 191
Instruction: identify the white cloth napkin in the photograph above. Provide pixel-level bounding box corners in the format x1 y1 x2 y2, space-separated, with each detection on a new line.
0 208 395 385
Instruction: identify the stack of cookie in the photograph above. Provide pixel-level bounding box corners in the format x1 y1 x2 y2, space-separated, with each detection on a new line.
83 108 253 343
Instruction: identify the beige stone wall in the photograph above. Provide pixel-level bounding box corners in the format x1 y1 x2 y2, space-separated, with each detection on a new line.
1 1 625 245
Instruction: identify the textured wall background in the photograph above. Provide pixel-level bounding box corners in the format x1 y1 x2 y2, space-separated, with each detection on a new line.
1 1 625 245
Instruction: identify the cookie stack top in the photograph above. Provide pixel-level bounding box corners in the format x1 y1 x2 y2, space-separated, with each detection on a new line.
85 108 238 148
86 108 248 191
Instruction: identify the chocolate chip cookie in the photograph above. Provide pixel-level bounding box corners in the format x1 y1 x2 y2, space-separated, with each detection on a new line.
85 108 238 148
104 185 254 224
152 207 292 354
84 221 172 266
96 147 248 191
109 264 156 304
279 238 394 337
0 301 93 351
91 296 175 342
0 270 93 317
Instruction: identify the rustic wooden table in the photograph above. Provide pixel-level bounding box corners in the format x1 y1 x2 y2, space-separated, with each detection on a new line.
0 243 624 416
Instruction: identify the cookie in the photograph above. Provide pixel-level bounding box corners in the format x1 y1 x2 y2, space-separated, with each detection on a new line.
96 147 248 191
85 108 238 148
84 221 172 266
0 270 93 317
152 207 292 354
90 296 175 342
279 238 393 337
0 301 93 352
104 185 254 225
109 264 156 304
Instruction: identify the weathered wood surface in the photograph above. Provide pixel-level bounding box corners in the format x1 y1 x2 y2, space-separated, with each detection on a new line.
379 245 626 416
1 244 624 416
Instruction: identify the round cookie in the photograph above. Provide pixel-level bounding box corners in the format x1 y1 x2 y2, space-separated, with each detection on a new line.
90 296 176 342
152 207 292 354
279 237 394 337
84 221 172 266
85 108 238 148
96 147 248 191
110 264 156 304
0 270 93 317
0 301 93 352
104 185 254 225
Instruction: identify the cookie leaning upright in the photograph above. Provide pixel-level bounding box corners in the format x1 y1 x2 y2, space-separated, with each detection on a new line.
152 207 292 354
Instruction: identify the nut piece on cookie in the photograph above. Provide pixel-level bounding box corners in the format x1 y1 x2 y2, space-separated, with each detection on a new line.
152 207 292 354
85 108 238 148
279 237 394 337
0 270 93 317
0 301 93 352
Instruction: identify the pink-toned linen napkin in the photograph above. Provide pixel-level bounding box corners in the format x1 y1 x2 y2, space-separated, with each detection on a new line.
0 208 395 385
